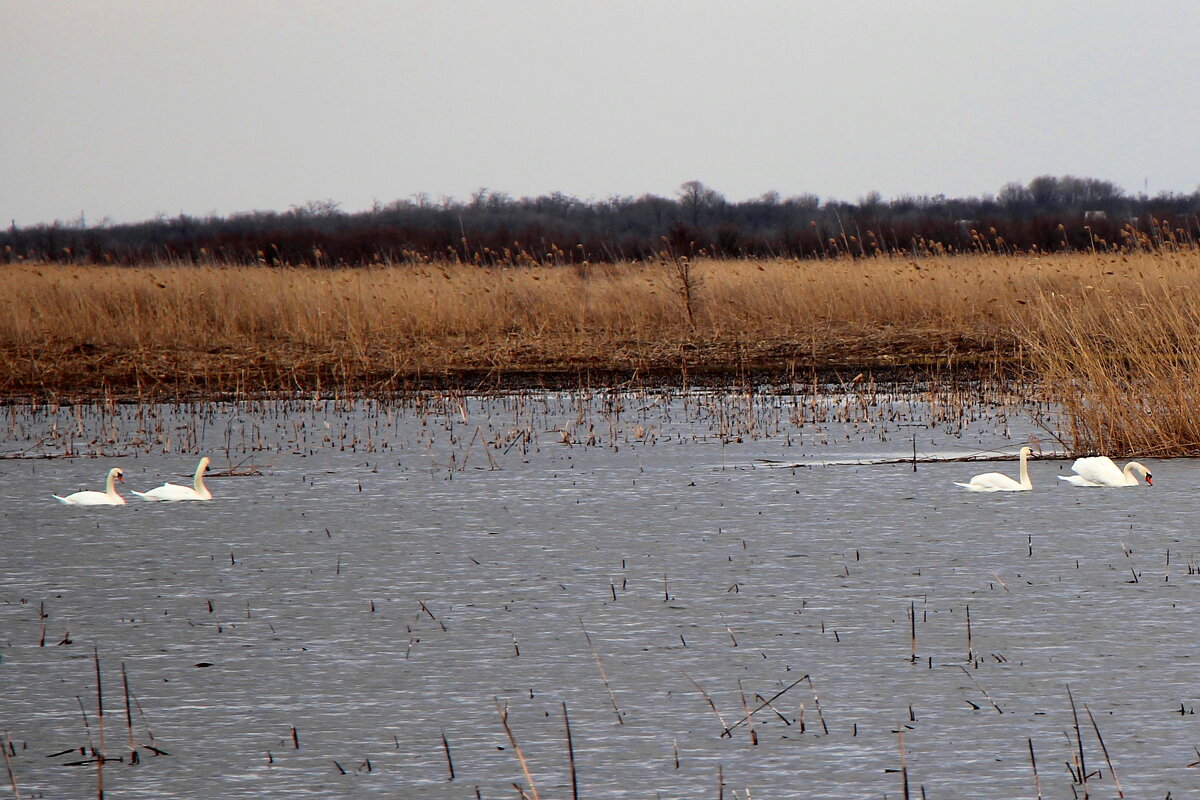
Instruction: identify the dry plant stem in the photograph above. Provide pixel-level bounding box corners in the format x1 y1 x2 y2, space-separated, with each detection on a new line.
579 618 623 724
682 670 729 733
736 681 757 745
898 729 911 800
965 605 973 662
562 702 579 800
120 663 137 763
418 600 446 631
1028 738 1042 800
497 699 540 800
722 677 807 737
753 693 793 726
720 612 738 647
127 688 161 751
1084 703 1123 798
77 697 97 756
805 675 830 736
1 732 20 800
958 665 1002 713
1066 684 1087 794
909 601 917 662
93 647 105 799
440 731 454 781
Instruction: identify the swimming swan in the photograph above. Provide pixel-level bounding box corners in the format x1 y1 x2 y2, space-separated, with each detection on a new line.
955 446 1033 492
1059 456 1153 487
53 467 126 505
131 457 213 501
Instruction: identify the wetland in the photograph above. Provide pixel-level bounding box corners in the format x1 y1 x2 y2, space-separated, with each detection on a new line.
2 386 1197 798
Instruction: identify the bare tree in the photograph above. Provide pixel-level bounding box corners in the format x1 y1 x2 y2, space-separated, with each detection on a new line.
677 181 724 226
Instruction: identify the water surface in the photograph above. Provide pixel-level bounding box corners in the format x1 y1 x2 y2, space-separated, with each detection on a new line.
0 390 1195 798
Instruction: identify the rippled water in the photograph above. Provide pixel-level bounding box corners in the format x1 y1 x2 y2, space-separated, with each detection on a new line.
0 390 1196 798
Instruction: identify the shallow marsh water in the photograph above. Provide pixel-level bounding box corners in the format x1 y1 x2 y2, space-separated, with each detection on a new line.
0 389 1197 798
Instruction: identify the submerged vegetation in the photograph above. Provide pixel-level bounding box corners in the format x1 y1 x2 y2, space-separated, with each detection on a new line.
3 247 1200 455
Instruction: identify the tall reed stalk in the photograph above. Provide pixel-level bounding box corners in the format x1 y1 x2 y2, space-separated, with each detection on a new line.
1020 252 1200 456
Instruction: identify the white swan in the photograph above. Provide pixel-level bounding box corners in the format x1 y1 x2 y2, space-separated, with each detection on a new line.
1059 456 1153 487
955 446 1033 492
53 467 126 506
131 457 213 501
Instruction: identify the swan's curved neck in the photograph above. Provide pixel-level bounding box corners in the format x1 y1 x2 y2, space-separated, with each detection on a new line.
1018 450 1031 488
193 462 211 498
106 472 119 496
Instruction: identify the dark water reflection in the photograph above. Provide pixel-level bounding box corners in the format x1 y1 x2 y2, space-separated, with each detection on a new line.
0 391 1196 798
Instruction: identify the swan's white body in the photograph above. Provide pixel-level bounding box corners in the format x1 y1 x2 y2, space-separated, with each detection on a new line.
53 467 126 506
1059 456 1152 487
955 446 1033 492
132 457 212 501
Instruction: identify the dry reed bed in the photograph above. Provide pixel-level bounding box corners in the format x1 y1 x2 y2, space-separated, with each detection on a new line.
1020 261 1200 456
0 254 1128 367
3 251 1200 455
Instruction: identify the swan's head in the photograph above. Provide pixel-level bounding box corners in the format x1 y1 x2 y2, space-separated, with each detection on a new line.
1019 446 1033 457
198 457 210 473
112 467 125 482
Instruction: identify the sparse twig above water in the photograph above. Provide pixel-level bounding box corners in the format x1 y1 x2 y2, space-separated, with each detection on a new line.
580 618 623 724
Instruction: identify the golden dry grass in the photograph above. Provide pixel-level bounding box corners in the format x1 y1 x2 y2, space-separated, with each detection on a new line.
3 251 1200 445
1019 252 1200 456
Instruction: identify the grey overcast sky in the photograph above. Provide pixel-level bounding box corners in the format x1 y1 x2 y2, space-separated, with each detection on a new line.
4 1 1199 226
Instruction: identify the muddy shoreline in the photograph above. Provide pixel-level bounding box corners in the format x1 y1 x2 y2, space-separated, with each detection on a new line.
1 338 1011 402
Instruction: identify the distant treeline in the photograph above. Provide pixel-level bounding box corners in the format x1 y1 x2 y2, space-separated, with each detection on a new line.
6 175 1200 266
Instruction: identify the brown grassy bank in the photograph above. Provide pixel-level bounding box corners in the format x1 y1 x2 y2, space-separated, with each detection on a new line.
1 252 1197 410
